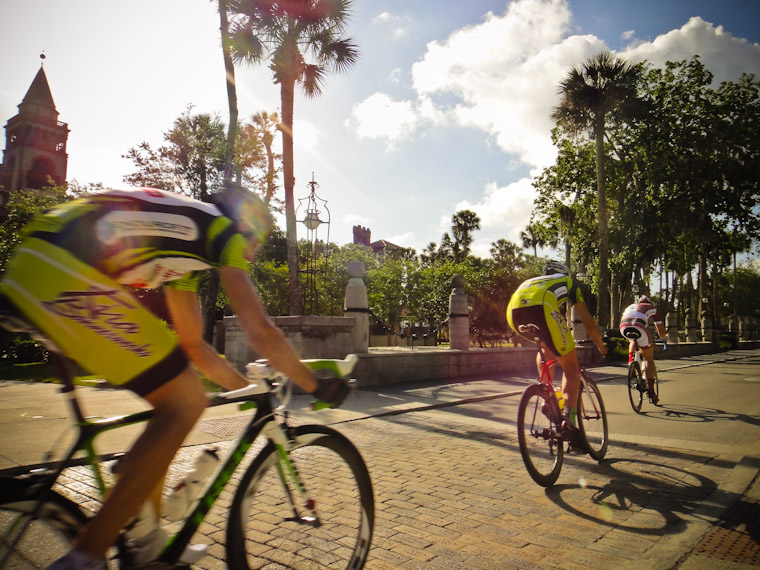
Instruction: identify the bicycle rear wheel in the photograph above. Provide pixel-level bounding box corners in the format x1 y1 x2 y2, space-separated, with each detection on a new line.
650 372 659 404
227 424 374 569
627 361 644 413
578 373 609 461
517 384 563 487
0 477 87 569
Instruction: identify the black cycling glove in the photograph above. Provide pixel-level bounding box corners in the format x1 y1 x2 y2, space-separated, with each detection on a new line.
312 376 351 407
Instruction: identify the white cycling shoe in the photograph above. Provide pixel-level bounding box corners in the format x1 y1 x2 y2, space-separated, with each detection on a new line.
129 527 208 565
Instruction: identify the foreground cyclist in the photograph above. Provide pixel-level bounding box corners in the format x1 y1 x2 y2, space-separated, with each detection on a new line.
619 295 667 404
0 184 350 569
507 261 608 449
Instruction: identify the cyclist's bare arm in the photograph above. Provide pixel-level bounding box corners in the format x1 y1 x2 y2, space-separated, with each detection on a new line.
655 321 666 341
219 266 317 394
575 301 608 356
165 287 248 392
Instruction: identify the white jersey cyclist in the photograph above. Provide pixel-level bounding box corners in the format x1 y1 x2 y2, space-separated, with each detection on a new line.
619 296 664 349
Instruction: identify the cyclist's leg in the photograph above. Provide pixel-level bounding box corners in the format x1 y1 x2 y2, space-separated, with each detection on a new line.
74 366 207 559
556 349 581 422
640 344 656 380
639 343 658 402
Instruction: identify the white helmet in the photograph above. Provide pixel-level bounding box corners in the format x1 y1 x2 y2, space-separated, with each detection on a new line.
543 260 569 275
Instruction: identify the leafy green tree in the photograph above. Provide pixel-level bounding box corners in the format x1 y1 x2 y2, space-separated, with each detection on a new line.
247 111 282 205
0 184 70 270
123 107 227 200
226 0 359 315
553 51 641 328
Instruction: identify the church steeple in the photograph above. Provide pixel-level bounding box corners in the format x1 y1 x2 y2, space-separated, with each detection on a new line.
20 66 58 117
1 54 69 196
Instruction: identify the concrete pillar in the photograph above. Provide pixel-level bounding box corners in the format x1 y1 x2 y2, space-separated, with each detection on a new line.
685 309 698 343
701 311 713 344
665 312 679 345
344 261 369 354
739 318 748 341
571 305 588 341
449 274 469 351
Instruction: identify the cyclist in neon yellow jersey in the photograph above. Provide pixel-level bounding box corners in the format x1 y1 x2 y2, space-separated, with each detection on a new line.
507 261 607 447
0 184 350 570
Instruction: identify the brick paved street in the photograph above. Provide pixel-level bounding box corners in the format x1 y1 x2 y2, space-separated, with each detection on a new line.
54 406 740 569
7 350 760 569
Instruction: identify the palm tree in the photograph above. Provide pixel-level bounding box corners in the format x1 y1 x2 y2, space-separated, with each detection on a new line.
451 209 481 262
520 224 544 258
490 238 523 270
552 51 640 328
226 0 359 315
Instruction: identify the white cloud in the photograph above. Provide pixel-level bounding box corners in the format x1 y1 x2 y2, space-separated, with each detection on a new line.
293 119 320 152
453 178 539 257
347 93 421 148
621 16 760 84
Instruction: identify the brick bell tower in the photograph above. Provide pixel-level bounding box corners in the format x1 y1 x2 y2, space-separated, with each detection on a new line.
1 54 69 197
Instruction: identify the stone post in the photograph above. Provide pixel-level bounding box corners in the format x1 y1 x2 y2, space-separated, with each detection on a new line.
701 310 714 344
344 261 369 354
665 312 679 345
685 309 698 343
571 305 588 341
449 274 469 351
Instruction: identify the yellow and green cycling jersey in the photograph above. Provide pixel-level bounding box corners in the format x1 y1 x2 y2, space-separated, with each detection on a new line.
506 274 584 357
0 188 252 396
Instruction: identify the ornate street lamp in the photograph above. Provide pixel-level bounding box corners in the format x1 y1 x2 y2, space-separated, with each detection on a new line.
297 173 331 314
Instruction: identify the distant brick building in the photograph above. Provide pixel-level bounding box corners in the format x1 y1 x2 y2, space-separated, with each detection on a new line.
352 225 403 254
1 62 69 213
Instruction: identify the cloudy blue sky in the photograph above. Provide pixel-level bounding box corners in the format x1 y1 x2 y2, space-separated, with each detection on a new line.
2 0 759 257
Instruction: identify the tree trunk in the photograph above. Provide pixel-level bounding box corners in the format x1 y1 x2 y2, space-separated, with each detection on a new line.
218 0 238 183
594 118 611 329
202 271 220 344
280 79 303 315
204 0 238 342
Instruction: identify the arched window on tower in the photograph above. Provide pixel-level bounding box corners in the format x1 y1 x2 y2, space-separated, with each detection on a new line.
26 157 57 190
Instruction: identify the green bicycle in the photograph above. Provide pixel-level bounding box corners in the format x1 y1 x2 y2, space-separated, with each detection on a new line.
0 301 374 569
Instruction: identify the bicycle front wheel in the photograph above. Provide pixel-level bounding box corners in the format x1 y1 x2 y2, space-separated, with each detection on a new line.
0 477 87 569
627 361 644 413
227 424 374 569
578 373 609 461
517 384 563 487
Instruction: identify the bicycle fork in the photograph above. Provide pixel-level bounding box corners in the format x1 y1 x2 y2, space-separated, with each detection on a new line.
259 418 321 527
